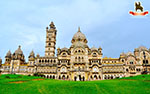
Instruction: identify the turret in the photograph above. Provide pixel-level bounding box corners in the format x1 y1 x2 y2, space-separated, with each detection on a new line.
134 48 139 57
28 50 35 61
98 46 103 55
5 50 12 64
28 50 35 66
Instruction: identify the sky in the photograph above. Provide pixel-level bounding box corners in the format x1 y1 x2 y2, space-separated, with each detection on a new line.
0 0 150 63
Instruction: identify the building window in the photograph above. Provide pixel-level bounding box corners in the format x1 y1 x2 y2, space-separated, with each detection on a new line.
92 53 97 57
146 60 148 64
130 61 133 64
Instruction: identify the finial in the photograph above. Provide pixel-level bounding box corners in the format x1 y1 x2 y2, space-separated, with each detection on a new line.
49 21 55 29
19 45 21 49
46 27 48 29
78 27 81 32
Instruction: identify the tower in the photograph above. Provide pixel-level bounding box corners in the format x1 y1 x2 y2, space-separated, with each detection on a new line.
45 22 57 57
5 50 12 64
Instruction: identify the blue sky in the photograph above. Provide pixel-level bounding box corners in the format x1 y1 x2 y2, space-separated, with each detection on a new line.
0 0 150 63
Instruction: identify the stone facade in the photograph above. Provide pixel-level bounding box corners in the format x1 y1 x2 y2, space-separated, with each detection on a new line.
1 22 150 81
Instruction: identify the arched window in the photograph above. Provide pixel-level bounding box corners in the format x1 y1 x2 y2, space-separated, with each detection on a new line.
75 57 77 61
130 61 133 64
78 50 80 53
146 60 148 64
45 60 47 62
78 57 81 62
63 53 66 55
92 53 97 57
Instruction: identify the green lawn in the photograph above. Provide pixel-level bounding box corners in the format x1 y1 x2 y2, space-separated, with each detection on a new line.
0 74 150 94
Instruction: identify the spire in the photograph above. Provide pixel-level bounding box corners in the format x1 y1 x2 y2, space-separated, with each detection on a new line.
78 27 81 32
49 21 56 29
28 50 35 58
19 45 21 49
30 50 35 56
6 50 11 58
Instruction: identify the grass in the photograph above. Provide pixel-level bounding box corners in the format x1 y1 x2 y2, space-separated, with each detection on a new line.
0 74 150 94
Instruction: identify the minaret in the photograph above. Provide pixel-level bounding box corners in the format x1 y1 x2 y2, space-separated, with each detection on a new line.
45 21 57 57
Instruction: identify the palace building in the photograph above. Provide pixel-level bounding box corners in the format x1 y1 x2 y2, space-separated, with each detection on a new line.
0 22 150 81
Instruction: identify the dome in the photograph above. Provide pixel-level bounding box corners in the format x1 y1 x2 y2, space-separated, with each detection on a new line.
91 46 98 51
29 50 35 58
126 52 134 56
61 47 68 51
134 48 139 52
120 52 126 57
6 50 11 58
137 46 148 51
71 41 88 48
14 45 23 55
71 27 87 43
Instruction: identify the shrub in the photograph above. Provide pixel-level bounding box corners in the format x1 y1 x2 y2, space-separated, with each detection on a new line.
18 76 22 78
33 73 39 76
33 73 44 77
28 74 31 76
5 76 10 79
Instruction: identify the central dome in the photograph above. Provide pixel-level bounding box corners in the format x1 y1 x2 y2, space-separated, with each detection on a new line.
14 45 23 55
71 27 88 43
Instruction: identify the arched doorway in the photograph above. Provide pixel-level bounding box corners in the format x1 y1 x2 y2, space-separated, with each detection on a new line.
67 75 69 80
74 76 77 81
94 75 98 80
83 76 85 81
50 75 52 79
104 75 107 79
111 75 113 79
59 76 61 79
99 75 101 80
62 75 65 80
91 75 93 80
79 75 81 81
53 75 55 79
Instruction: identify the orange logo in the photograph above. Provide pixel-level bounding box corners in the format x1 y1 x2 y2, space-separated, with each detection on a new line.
129 2 148 16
